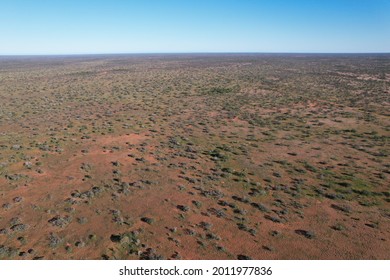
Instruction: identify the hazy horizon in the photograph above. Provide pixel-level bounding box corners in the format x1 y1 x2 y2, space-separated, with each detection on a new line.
1 52 390 57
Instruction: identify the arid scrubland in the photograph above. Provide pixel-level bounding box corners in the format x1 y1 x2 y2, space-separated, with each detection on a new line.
0 54 389 259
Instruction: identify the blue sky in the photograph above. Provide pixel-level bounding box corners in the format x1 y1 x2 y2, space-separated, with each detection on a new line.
0 0 389 54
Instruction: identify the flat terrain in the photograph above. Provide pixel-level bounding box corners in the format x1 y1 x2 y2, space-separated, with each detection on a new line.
0 54 389 260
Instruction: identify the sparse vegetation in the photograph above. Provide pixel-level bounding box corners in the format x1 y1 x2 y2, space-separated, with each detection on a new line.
0 54 389 260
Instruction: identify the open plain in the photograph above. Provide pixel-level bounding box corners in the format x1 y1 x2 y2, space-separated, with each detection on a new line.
0 54 389 259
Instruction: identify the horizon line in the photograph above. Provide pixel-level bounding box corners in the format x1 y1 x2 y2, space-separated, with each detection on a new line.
1 51 390 57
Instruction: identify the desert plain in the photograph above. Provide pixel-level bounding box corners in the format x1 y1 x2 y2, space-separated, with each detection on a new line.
0 54 389 259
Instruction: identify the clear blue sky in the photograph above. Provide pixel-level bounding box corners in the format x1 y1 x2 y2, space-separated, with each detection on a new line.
0 0 389 54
